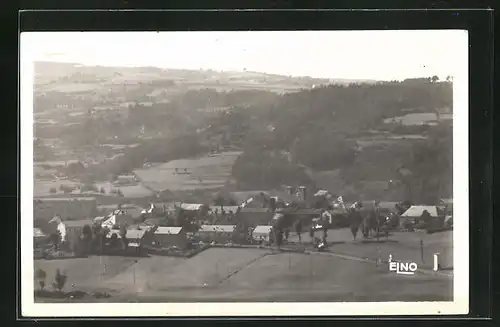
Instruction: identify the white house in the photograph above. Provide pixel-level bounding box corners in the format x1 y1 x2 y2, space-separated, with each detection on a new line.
252 225 273 243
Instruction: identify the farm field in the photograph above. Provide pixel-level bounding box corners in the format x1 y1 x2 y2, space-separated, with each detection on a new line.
133 151 242 192
287 229 453 271
33 179 154 198
34 244 453 303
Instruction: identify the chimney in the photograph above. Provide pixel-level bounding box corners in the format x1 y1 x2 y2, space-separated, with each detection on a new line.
286 186 293 196
299 186 306 202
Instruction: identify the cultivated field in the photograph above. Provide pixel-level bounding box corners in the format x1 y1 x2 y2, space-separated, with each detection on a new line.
133 151 242 192
34 234 453 303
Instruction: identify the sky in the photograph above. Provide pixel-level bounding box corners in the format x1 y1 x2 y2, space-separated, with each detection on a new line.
21 30 467 81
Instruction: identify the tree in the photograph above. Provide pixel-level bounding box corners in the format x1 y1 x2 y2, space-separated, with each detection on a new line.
81 224 93 254
35 268 47 290
49 231 61 250
431 75 439 83
119 225 128 250
53 269 67 292
66 161 85 177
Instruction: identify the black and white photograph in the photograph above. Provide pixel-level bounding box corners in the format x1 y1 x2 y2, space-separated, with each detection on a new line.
21 30 468 316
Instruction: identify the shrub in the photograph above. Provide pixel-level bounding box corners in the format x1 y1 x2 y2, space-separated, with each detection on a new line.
52 269 67 292
35 268 47 290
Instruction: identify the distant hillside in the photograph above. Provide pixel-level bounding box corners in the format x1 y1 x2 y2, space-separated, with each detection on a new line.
33 61 377 93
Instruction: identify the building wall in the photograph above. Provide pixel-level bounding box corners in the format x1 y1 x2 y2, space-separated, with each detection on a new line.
34 198 98 221
252 232 271 243
153 233 188 249
197 231 234 243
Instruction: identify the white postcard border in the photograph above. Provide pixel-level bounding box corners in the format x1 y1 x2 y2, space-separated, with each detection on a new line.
20 30 469 317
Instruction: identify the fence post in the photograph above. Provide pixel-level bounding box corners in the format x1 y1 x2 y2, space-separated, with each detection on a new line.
420 239 425 264
433 253 440 271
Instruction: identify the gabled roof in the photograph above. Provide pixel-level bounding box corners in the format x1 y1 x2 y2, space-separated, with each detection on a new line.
401 205 438 217
199 225 236 233
253 225 273 234
154 226 183 235
33 228 46 237
126 229 147 240
180 203 205 211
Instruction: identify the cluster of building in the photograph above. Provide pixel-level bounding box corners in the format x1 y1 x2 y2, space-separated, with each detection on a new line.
32 185 454 256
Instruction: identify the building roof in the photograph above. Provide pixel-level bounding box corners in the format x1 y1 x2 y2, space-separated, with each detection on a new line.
180 203 205 211
33 228 46 237
154 226 183 235
314 190 330 197
199 225 236 233
440 198 453 205
209 206 240 213
63 219 95 228
401 205 438 217
126 229 147 240
135 224 155 232
253 225 273 234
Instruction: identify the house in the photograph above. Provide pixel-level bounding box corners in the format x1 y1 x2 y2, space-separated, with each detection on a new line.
100 210 137 229
252 225 273 243
153 226 188 249
125 229 152 248
401 205 439 218
106 228 152 247
400 205 443 229
179 203 206 211
197 225 236 243
33 228 48 248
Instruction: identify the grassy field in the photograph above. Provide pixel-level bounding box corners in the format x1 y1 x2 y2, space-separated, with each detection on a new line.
383 112 453 126
133 151 242 192
288 229 454 271
34 238 453 303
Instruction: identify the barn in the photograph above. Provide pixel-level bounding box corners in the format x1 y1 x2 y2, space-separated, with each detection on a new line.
153 226 188 249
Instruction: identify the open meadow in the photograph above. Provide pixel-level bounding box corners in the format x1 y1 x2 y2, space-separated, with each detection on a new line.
133 151 242 192
34 233 453 303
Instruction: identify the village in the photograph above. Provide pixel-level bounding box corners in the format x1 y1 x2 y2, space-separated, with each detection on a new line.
32 181 454 302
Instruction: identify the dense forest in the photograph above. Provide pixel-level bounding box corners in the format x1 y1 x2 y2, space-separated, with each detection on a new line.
38 76 453 204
